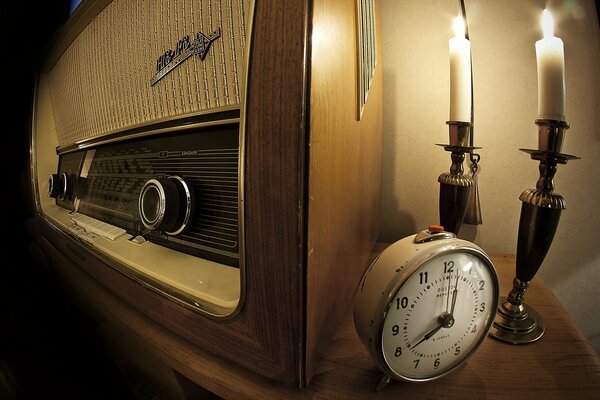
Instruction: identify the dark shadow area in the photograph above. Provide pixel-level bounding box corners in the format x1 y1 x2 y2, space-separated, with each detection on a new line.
0 244 141 400
0 2 141 399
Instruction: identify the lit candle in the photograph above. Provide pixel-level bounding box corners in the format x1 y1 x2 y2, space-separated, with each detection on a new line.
535 9 566 121
449 16 472 122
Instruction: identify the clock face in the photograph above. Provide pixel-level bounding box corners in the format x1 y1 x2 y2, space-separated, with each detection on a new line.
380 251 498 381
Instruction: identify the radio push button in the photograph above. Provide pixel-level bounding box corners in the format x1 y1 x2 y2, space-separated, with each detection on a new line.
138 175 193 236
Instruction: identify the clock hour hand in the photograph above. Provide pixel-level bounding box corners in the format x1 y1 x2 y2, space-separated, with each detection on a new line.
410 323 443 350
409 310 455 350
412 273 461 351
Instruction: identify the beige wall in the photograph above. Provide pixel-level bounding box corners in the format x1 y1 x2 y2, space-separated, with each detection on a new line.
379 0 600 353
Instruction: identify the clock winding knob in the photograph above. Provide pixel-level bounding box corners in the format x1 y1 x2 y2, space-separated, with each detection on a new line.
138 176 193 235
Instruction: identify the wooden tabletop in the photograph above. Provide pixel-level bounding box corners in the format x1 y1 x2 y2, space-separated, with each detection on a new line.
303 253 600 399
115 253 600 399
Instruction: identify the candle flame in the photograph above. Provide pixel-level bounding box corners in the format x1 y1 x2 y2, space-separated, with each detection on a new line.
453 16 466 39
542 9 554 38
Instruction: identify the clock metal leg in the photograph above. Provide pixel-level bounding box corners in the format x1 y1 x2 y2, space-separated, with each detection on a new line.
375 375 390 392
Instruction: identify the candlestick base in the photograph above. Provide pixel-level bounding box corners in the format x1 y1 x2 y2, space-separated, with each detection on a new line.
489 295 545 344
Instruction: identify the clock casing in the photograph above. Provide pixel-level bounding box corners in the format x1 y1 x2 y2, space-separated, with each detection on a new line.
354 229 499 382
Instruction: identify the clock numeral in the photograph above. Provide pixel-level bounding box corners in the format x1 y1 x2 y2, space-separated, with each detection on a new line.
413 359 420 369
419 271 428 284
454 346 461 356
434 358 441 369
394 347 402 357
480 302 486 312
471 325 477 333
479 280 485 290
396 297 408 309
392 325 400 336
443 260 454 274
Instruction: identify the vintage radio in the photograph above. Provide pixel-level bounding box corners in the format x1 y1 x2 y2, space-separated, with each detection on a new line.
29 0 382 388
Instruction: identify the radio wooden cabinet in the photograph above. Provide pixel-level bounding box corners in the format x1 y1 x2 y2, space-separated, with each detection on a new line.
29 0 383 387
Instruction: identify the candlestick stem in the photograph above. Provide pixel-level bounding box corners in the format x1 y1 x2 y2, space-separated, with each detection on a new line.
437 122 476 234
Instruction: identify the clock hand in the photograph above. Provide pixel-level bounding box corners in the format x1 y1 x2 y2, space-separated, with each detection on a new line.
410 311 455 350
411 273 461 351
450 272 460 316
410 323 443 350
445 271 453 313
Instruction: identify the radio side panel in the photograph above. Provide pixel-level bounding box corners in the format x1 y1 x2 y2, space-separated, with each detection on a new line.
306 0 383 384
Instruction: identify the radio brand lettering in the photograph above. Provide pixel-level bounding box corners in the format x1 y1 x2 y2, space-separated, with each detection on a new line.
156 35 191 72
150 28 221 86
182 150 198 156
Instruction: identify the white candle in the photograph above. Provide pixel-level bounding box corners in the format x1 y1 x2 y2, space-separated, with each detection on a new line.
535 9 566 121
449 16 472 122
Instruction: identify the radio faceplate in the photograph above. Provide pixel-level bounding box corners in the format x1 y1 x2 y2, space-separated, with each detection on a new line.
54 122 240 267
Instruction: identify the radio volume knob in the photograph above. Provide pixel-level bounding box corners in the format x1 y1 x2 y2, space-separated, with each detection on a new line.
138 176 193 235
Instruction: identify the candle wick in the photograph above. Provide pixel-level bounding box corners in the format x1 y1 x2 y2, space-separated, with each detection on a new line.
453 16 466 39
542 9 554 38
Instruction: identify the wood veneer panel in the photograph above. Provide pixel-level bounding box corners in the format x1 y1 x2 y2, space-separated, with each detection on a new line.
305 0 383 384
241 0 310 385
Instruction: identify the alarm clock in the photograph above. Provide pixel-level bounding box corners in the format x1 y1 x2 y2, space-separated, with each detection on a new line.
354 226 499 386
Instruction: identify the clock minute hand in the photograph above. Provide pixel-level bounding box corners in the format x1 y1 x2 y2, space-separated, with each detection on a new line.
445 271 453 313
450 272 460 316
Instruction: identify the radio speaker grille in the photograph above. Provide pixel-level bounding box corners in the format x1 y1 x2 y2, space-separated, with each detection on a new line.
49 0 249 147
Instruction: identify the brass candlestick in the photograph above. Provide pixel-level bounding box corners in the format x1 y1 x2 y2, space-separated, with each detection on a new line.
489 119 579 344
437 121 479 234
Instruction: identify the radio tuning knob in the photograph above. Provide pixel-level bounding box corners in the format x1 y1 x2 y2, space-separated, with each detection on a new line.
138 176 193 235
48 172 70 200
48 174 60 198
